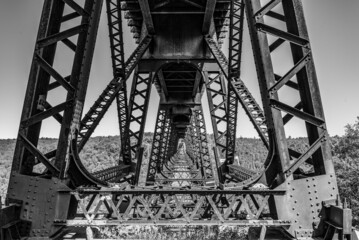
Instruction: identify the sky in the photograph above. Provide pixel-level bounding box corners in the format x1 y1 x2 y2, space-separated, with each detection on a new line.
0 0 358 139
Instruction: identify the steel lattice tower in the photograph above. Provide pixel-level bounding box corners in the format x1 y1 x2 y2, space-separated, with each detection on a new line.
0 0 353 239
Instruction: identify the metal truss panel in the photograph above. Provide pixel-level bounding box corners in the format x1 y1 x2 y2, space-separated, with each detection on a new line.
57 188 288 226
204 71 228 154
10 0 104 178
193 108 218 184
125 70 152 163
146 108 168 183
76 36 152 152
245 0 334 182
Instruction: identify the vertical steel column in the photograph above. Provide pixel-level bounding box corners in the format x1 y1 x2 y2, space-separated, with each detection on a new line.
245 0 290 184
226 0 245 165
55 0 104 177
75 36 152 153
281 0 332 174
125 69 152 162
163 118 172 163
245 0 334 184
205 37 270 148
105 0 131 164
204 71 228 155
193 107 217 184
167 127 178 162
146 108 167 183
159 114 172 170
188 116 203 172
11 0 65 176
10 0 104 178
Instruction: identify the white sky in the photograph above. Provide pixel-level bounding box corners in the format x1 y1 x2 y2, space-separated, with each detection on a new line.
0 0 358 139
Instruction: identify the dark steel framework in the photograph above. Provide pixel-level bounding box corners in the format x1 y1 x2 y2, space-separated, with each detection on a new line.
1 0 352 239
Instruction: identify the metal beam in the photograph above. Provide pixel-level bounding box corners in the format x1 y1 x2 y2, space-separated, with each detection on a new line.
157 69 168 97
202 0 217 34
138 0 155 34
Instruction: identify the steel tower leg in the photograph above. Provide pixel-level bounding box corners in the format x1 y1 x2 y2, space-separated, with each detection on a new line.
245 0 341 236
7 0 104 237
159 114 172 170
75 35 152 153
204 70 228 158
125 68 152 163
185 121 200 171
226 0 245 165
105 0 131 164
146 108 168 184
189 115 204 176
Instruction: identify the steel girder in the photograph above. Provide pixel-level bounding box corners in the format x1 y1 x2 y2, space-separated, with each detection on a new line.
55 188 289 226
3 0 352 238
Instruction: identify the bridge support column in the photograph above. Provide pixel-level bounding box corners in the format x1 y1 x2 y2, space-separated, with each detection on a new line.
245 0 341 236
124 69 153 164
146 107 168 184
6 0 104 237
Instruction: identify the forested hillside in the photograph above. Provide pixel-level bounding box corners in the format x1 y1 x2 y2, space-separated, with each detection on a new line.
1 121 358 226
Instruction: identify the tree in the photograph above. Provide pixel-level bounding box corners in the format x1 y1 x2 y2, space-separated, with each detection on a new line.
332 117 359 227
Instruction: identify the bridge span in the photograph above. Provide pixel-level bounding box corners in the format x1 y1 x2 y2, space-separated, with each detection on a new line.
0 0 353 239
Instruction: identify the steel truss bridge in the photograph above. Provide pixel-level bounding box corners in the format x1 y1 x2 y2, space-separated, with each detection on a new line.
0 0 354 239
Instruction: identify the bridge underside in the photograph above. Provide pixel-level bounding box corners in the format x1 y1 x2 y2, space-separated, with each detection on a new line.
1 0 353 239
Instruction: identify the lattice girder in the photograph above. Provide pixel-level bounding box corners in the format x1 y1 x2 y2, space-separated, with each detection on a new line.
56 188 289 226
